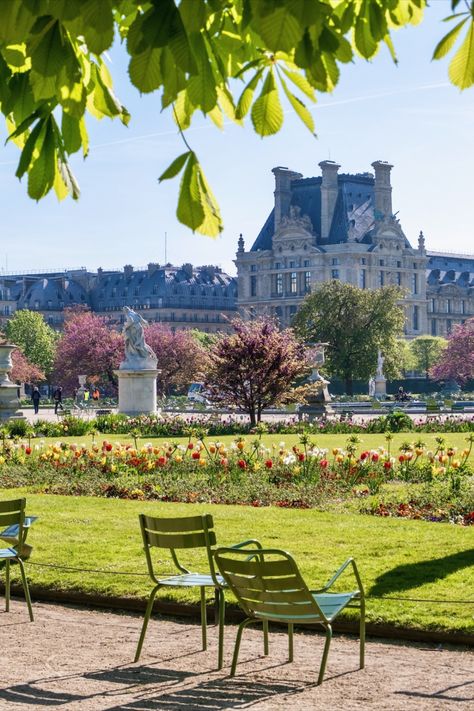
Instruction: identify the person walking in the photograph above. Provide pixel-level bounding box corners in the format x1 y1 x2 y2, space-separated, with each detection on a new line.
53 386 63 414
31 386 41 415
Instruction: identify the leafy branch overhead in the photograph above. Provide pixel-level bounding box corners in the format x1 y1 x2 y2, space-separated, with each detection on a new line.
0 0 473 236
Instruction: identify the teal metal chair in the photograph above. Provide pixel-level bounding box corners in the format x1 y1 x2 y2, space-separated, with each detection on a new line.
0 498 37 621
135 512 261 669
214 547 365 685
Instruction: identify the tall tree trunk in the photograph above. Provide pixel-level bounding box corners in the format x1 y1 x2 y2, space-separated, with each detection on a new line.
345 375 353 396
248 406 256 426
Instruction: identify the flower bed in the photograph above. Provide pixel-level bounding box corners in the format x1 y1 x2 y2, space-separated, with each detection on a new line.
1 432 473 525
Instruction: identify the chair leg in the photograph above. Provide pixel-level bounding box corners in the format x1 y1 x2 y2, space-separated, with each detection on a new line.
5 560 10 612
134 584 160 663
200 587 207 651
17 559 33 622
263 619 269 656
288 623 294 662
317 624 332 686
230 619 254 677
360 598 366 669
217 588 225 670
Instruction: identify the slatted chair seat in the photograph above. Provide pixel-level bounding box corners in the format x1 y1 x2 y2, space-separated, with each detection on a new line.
134 512 261 670
0 498 37 621
215 547 365 685
157 573 225 587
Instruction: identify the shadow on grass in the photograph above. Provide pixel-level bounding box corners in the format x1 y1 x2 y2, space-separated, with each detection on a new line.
370 548 474 597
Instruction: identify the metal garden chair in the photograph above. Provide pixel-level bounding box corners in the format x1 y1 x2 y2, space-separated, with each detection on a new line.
135 512 261 669
214 547 365 685
0 498 37 621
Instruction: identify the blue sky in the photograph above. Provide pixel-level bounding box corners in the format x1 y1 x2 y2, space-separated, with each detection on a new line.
0 1 473 277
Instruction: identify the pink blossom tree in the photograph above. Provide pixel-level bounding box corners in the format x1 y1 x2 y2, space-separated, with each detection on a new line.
11 349 45 384
53 309 124 393
430 318 474 385
144 323 207 396
205 318 311 425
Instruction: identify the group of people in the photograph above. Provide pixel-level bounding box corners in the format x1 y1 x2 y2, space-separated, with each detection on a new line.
30 385 101 414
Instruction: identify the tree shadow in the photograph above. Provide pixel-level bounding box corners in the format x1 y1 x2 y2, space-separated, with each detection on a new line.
370 548 474 597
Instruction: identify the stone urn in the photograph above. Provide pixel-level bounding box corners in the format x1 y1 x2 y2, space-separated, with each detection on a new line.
0 343 21 419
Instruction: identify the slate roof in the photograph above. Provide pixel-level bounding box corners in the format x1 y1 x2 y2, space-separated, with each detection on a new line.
251 173 379 251
426 252 474 289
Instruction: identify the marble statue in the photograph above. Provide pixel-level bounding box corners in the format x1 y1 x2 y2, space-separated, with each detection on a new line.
121 306 157 369
376 350 385 378
368 377 376 397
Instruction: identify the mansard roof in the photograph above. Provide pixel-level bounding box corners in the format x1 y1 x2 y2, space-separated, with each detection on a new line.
90 264 237 310
251 172 378 252
17 276 88 310
426 252 474 290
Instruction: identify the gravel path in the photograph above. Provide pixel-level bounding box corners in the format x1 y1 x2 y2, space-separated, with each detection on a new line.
0 600 472 710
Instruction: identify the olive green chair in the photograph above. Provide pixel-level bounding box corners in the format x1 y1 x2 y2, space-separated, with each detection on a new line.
0 498 37 621
135 512 261 669
214 547 365 685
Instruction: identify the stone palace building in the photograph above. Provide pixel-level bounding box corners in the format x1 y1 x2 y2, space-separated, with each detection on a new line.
235 161 474 337
0 160 472 337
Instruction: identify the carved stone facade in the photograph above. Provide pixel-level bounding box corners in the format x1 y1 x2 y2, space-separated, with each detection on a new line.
235 161 473 336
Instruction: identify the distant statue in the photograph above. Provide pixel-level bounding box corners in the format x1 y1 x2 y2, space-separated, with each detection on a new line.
121 307 157 369
376 350 385 378
368 377 376 397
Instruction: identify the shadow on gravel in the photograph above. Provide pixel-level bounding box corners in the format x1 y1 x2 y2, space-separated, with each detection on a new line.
370 549 474 596
395 678 474 703
103 677 305 710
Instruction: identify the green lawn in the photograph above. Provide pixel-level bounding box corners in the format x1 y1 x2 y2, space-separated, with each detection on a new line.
3 489 473 635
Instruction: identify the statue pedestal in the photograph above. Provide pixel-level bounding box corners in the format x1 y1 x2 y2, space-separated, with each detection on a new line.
374 376 387 397
0 343 22 420
115 369 159 416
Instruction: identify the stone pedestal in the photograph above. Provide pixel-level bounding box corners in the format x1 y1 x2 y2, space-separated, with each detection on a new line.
374 376 387 397
115 369 159 416
0 343 22 420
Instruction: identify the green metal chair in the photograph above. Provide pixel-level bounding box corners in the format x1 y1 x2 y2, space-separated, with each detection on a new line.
135 512 261 669
214 547 365 685
0 498 37 621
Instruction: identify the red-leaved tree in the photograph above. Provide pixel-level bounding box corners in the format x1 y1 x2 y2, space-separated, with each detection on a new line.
205 318 311 425
144 323 207 397
429 318 474 385
11 349 45 384
53 310 124 393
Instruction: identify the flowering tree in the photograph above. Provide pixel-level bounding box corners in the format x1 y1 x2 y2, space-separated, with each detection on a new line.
11 348 45 384
430 319 474 385
144 323 207 397
53 310 124 393
205 318 311 425
5 310 57 376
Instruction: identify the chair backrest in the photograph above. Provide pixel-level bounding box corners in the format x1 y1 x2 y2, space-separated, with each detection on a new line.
0 498 26 551
138 513 218 583
214 547 327 623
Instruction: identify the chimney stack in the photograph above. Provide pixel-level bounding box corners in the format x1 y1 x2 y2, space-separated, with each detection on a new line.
272 166 302 230
371 160 393 218
319 160 340 240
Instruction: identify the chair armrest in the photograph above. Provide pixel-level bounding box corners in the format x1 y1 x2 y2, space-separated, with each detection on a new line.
228 539 263 551
311 558 365 596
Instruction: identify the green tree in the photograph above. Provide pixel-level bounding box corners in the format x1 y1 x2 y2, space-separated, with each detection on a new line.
0 1 472 235
292 282 405 395
5 310 57 376
409 336 447 379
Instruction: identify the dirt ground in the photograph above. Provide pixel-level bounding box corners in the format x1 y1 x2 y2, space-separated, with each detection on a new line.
0 600 472 710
